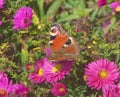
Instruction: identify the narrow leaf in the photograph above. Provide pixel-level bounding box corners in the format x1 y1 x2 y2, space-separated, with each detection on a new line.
21 48 29 66
37 0 45 21
46 0 64 19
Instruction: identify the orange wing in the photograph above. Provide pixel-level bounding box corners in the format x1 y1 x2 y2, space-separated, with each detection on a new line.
51 34 68 51
49 36 79 61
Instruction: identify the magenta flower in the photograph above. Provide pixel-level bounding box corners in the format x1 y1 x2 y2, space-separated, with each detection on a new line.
12 7 33 30
0 76 13 97
110 2 120 12
97 0 107 8
0 0 5 9
85 59 119 90
0 71 7 79
102 21 109 30
12 82 30 97
51 83 68 96
44 60 74 84
26 64 33 71
0 20 2 26
44 48 51 56
29 58 48 83
102 21 110 36
102 84 120 97
118 26 120 33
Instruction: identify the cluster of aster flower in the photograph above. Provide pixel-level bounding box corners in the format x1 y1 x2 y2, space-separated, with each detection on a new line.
28 57 74 96
0 0 120 31
1 0 120 96
0 71 30 97
84 59 120 97
28 55 120 96
97 0 120 12
98 0 120 35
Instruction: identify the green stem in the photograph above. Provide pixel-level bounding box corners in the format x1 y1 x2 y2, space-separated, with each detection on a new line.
37 0 45 21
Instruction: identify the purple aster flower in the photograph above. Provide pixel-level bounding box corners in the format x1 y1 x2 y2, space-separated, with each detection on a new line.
44 48 51 56
102 21 110 30
85 59 120 90
0 0 5 9
26 64 33 71
97 0 107 8
0 20 2 26
102 21 110 36
29 58 48 84
44 60 74 84
0 76 13 97
102 84 120 97
0 71 7 79
51 83 68 96
12 82 30 97
110 2 120 12
12 7 33 30
118 26 120 33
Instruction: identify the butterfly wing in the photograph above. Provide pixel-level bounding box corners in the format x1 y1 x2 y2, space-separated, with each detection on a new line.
48 23 79 61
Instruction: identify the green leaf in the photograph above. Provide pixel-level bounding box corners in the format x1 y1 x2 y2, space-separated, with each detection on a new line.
57 8 88 22
46 0 64 19
57 14 80 22
90 8 98 21
21 48 29 66
37 0 45 21
104 17 117 33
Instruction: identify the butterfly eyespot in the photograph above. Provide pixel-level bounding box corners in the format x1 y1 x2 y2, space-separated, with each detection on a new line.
51 28 57 33
50 26 60 36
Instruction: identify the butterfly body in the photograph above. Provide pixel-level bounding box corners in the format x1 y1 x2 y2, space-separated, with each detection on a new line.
48 23 79 61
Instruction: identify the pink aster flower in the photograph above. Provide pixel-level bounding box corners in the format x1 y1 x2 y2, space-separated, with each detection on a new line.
44 48 51 56
29 58 48 83
12 82 30 97
110 2 120 12
0 20 2 26
12 7 33 30
0 71 7 79
97 0 107 8
0 76 13 97
50 83 68 96
0 0 5 9
102 84 120 97
44 60 74 84
102 21 110 36
26 64 33 71
85 59 119 90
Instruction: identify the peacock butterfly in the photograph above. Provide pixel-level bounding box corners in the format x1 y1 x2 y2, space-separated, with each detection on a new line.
48 23 79 61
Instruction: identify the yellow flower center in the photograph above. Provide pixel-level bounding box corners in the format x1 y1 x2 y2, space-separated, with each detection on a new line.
115 6 120 12
98 70 108 80
38 68 43 76
83 75 87 81
52 64 62 73
0 89 7 96
59 88 65 92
